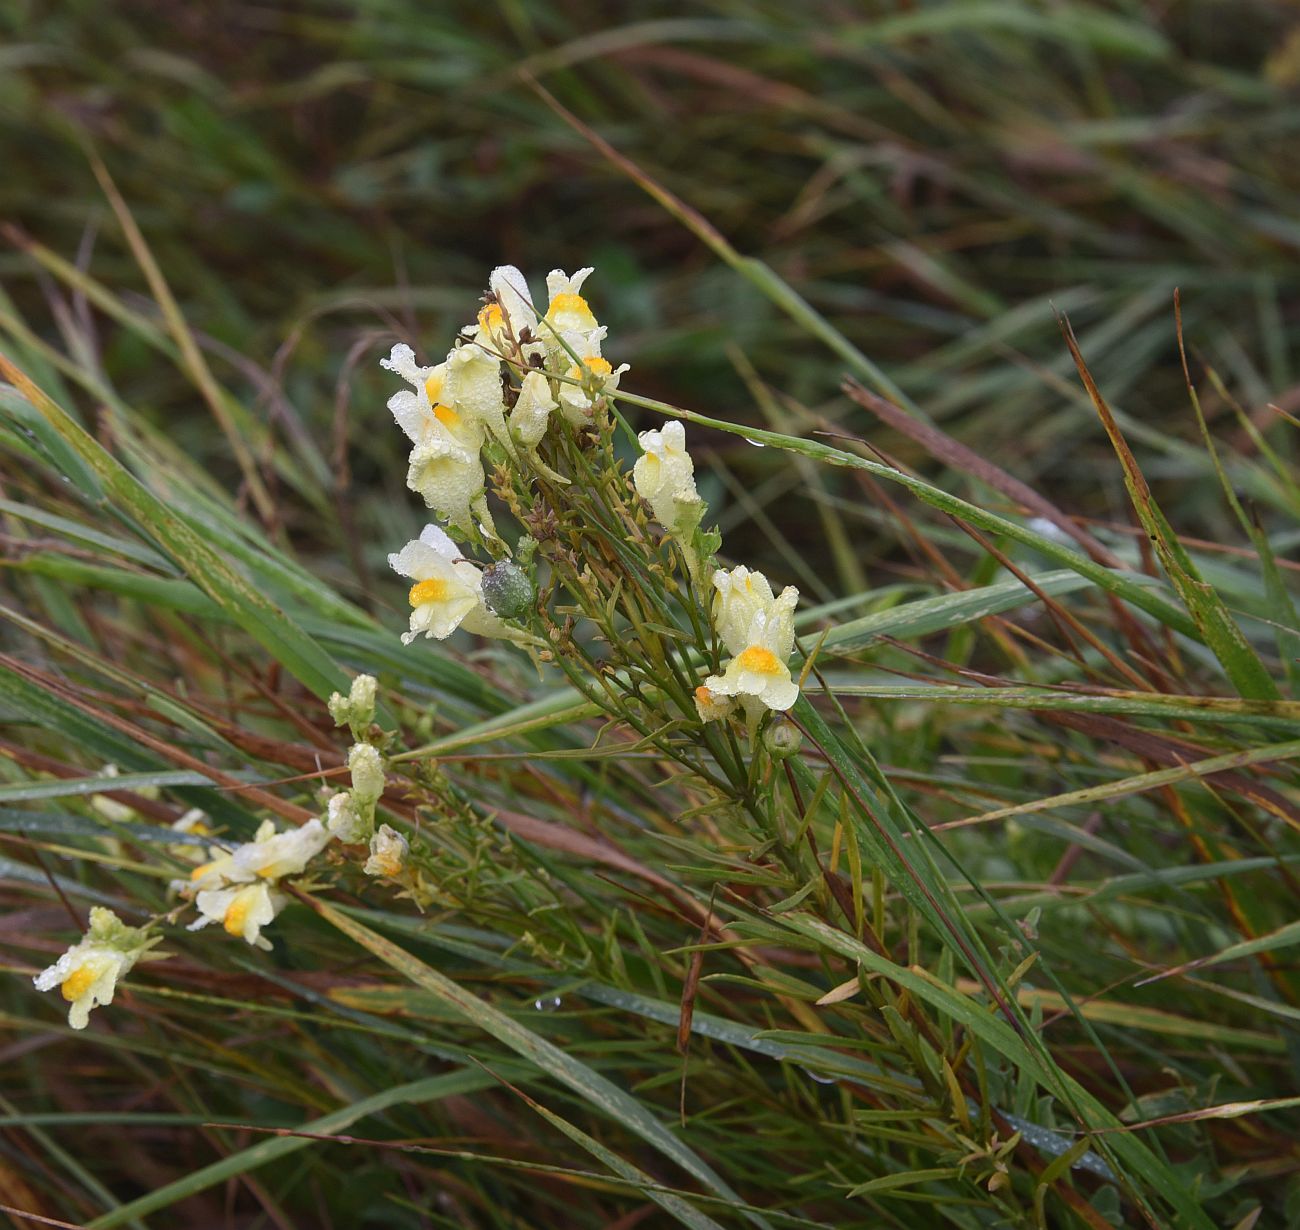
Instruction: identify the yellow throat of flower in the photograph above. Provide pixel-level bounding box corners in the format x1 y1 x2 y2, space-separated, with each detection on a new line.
424 372 443 402
433 404 461 429
409 578 449 607
223 893 252 936
478 303 504 333
546 292 597 330
736 645 783 675
61 962 100 1001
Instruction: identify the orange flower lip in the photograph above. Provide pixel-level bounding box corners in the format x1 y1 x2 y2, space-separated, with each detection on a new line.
736 646 783 675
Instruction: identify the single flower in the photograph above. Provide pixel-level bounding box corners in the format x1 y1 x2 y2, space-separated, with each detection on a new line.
558 345 630 423
190 881 283 950
383 345 483 452
634 420 701 534
511 369 557 450
388 524 514 644
364 824 409 878
232 818 333 882
405 435 489 541
187 818 332 892
33 908 160 1030
701 576 801 719
542 267 600 353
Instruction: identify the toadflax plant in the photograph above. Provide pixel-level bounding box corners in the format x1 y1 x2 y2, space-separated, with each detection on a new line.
15 257 1289 1230
30 263 811 1027
382 264 807 807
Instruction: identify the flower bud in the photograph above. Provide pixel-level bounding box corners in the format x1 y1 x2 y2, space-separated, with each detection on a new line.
481 560 535 620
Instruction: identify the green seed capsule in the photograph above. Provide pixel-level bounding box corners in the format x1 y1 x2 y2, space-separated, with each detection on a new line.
763 717 803 760
481 560 534 619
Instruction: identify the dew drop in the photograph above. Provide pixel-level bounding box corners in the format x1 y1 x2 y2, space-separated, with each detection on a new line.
533 996 562 1013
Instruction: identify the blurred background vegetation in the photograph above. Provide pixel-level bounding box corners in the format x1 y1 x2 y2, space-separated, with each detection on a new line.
5 0 1299 581
3 2 1300 1227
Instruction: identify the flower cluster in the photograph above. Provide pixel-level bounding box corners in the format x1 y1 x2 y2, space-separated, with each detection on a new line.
384 265 628 646
632 425 802 724
33 908 162 1030
185 818 333 949
384 264 803 730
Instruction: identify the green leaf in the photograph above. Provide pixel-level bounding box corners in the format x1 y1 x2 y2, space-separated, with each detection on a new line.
307 894 773 1230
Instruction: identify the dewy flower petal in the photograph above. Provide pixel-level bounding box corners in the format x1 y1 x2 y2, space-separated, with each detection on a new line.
404 438 487 542
491 265 539 338
34 908 157 1030
363 824 409 878
544 267 599 342
634 420 700 534
711 566 778 657
511 370 557 450
442 343 509 448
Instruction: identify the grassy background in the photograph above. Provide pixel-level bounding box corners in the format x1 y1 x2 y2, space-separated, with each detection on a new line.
1 2 1299 1227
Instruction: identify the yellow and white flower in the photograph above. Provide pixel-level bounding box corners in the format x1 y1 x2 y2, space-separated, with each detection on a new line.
233 818 332 882
383 344 482 452
405 434 489 540
633 420 702 535
363 824 409 878
191 881 283 950
558 340 630 424
186 818 331 892
389 524 514 644
542 267 601 355
34 908 159 1030
700 569 801 719
464 265 541 357
442 342 510 449
703 612 800 715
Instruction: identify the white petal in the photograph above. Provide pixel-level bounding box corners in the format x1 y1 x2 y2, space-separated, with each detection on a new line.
418 523 462 560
